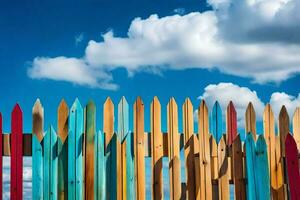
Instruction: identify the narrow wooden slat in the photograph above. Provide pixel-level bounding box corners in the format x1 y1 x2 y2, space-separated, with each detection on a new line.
11 104 23 200
151 96 163 200
43 126 58 200
32 135 43 200
0 113 2 200
198 100 212 200
134 97 145 199
218 137 229 200
232 135 246 200
292 107 300 151
227 101 237 146
245 133 257 200
183 98 195 200
85 100 96 200
125 132 134 199
167 98 181 199
279 106 289 157
245 102 256 140
255 135 270 199
104 97 117 199
68 99 83 200
212 101 223 143
33 99 44 142
96 131 106 199
285 133 300 199
57 99 69 200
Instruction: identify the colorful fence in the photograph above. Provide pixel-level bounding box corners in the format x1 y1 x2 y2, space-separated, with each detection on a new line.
0 97 300 200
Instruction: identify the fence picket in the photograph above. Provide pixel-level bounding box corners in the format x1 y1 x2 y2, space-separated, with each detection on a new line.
245 133 257 200
217 137 229 200
11 104 23 200
245 102 256 140
198 100 212 200
43 126 58 200
96 131 106 199
292 107 300 150
285 133 300 199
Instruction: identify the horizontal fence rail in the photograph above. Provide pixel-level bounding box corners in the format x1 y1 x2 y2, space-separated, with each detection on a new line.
0 97 300 200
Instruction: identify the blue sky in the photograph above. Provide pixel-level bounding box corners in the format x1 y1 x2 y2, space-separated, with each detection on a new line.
1 0 300 198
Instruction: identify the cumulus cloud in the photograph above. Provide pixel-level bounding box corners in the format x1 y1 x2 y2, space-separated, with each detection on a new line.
28 0 300 89
270 92 300 117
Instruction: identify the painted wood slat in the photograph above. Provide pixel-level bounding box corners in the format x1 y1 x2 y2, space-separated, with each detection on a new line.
33 99 44 142
198 100 212 200
285 133 300 200
151 97 163 200
183 98 195 200
245 102 256 140
85 101 96 200
0 113 2 200
32 134 43 200
104 98 117 200
125 132 134 200
217 137 229 200
43 126 58 200
57 99 69 200
227 101 237 146
68 99 83 200
212 101 223 143
11 104 23 200
245 133 257 200
96 131 106 199
167 98 181 199
255 135 270 200
232 135 246 200
134 97 145 199
292 107 300 151
279 106 289 157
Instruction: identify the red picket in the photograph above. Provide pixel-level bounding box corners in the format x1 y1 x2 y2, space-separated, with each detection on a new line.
285 133 300 200
227 101 237 146
11 104 23 200
0 113 2 200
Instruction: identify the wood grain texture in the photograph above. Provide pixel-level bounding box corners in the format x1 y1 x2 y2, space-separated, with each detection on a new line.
134 97 145 199
212 101 223 143
227 101 237 146
198 100 212 200
151 97 163 200
68 99 84 200
85 101 96 200
57 99 68 200
43 126 58 200
285 133 300 200
104 98 117 200
292 107 300 151
183 98 195 200
32 134 43 200
167 98 181 200
217 137 229 200
11 104 23 200
232 135 246 200
279 106 289 157
33 99 44 142
245 102 256 140
96 131 106 199
245 133 257 200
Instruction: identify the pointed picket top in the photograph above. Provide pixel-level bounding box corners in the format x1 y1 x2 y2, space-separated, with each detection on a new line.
212 101 223 143
245 102 256 139
104 97 114 149
183 97 194 139
227 101 237 146
58 99 68 114
151 96 161 112
245 132 257 200
57 99 69 143
13 103 22 115
279 105 289 157
292 107 300 151
71 98 83 112
87 99 96 109
118 96 129 141
33 99 44 142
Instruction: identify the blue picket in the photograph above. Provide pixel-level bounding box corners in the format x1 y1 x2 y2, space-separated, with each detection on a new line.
255 135 270 200
32 135 43 200
212 101 223 143
43 126 58 200
96 131 106 199
118 97 129 141
245 133 257 200
68 99 83 200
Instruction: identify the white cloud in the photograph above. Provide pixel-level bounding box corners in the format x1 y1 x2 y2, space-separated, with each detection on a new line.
27 0 300 89
270 92 300 118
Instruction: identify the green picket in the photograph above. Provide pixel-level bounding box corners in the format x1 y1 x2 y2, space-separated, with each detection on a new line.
96 131 106 199
32 135 43 200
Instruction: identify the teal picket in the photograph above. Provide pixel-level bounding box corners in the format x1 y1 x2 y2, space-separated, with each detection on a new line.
96 131 106 199
68 99 83 200
106 134 117 200
118 97 129 141
255 135 270 200
32 135 43 200
43 126 58 200
245 133 257 200
212 101 223 143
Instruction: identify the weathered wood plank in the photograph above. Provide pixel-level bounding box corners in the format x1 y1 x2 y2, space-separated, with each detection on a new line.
285 133 300 199
85 100 96 200
217 137 229 200
212 101 223 143
96 131 106 199
245 133 257 200
57 99 68 200
245 102 256 140
32 135 43 200
33 99 44 142
183 98 196 200
198 100 212 200
279 106 289 157
134 97 145 199
227 101 237 146
167 98 181 199
292 107 300 151
151 96 163 200
11 104 23 200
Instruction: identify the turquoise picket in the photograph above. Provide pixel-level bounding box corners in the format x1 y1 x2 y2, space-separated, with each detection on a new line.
245 133 257 200
117 97 135 199
212 101 223 143
96 131 106 199
255 135 270 200
43 126 58 200
106 134 117 200
32 135 43 200
68 99 83 200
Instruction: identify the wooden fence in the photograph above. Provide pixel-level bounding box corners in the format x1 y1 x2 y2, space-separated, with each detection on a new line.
0 97 300 200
